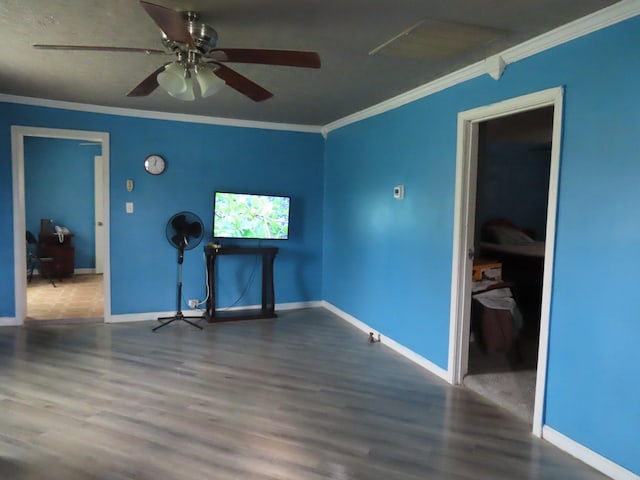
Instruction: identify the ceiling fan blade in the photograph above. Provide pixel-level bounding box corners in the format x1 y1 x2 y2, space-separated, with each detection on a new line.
209 63 273 102
33 44 167 54
127 64 169 97
207 49 321 68
140 1 194 47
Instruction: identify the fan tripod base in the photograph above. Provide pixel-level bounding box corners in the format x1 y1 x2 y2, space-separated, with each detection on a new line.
153 312 203 332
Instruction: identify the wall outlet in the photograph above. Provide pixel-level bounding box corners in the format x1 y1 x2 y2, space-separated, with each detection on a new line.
188 299 199 308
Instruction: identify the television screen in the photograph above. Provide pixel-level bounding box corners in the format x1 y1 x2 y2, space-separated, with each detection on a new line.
213 191 290 240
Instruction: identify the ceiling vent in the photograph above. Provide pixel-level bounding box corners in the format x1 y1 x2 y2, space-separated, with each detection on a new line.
369 18 504 60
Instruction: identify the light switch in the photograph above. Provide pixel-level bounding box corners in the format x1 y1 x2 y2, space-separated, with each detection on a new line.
126 179 134 192
125 202 134 214
393 185 405 199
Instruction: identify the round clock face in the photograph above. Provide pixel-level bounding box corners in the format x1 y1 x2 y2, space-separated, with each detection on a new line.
144 154 166 175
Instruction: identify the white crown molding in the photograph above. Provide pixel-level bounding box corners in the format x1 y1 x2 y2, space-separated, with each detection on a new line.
501 0 640 65
0 93 323 134
543 426 640 480
322 0 640 136
322 62 486 135
1 2 637 138
321 301 450 382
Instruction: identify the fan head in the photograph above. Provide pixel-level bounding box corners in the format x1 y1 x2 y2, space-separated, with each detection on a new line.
159 11 218 54
166 211 204 250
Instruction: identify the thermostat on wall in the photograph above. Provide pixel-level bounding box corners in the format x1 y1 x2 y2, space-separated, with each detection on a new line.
394 184 405 199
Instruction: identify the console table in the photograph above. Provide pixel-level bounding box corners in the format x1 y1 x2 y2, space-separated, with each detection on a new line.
204 245 279 322
38 233 75 277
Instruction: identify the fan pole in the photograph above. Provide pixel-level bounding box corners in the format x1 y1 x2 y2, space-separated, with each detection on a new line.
176 241 184 315
153 241 204 332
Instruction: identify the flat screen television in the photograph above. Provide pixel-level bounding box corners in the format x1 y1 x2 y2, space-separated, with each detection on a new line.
213 191 290 240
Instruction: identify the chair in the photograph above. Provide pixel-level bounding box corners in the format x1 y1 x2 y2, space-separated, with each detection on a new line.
26 231 56 287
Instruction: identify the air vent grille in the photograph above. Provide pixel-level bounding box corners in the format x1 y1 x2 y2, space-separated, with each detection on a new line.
370 18 504 60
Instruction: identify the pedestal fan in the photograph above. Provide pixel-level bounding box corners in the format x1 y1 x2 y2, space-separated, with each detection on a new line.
154 211 205 332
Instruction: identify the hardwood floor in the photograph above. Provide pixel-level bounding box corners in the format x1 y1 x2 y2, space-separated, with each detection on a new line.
0 308 606 479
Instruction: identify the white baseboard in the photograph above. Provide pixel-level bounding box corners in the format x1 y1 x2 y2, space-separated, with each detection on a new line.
0 317 21 326
74 268 96 274
8 301 634 478
215 300 322 312
0 301 331 326
106 311 191 323
321 301 450 382
274 300 323 311
319 303 636 477
543 426 639 480
106 301 323 324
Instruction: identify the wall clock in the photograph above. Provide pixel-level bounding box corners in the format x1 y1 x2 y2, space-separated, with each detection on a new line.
144 154 166 175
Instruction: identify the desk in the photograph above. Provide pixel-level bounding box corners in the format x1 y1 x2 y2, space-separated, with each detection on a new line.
38 233 75 277
205 245 279 322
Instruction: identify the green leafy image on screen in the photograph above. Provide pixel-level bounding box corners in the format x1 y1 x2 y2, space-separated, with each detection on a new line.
213 192 290 240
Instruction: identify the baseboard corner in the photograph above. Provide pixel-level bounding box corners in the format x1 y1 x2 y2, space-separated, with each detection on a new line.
320 301 450 382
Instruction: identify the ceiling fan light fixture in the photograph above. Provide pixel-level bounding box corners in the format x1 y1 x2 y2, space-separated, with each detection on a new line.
168 73 195 101
157 61 188 95
196 66 225 98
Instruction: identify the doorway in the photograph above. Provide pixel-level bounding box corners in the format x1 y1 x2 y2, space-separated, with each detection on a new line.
11 126 111 324
464 106 553 425
448 88 564 436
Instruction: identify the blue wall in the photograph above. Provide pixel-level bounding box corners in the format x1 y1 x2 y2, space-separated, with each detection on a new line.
0 108 324 316
323 16 639 474
24 137 99 269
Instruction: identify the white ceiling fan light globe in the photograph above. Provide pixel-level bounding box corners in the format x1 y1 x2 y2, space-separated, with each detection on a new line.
196 67 226 98
157 62 187 95
169 75 195 101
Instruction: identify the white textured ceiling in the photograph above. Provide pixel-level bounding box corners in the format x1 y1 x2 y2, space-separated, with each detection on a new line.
0 0 619 126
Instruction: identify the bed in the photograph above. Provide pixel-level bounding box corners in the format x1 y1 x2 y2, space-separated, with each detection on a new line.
478 220 545 319
479 240 545 258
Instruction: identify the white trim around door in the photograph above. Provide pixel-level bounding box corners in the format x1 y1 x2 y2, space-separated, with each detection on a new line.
447 87 564 437
94 155 105 274
11 126 111 324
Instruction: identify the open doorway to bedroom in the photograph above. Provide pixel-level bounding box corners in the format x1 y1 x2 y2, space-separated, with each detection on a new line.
449 88 563 436
464 106 553 425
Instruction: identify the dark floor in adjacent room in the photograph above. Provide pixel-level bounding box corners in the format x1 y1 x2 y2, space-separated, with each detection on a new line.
464 303 540 424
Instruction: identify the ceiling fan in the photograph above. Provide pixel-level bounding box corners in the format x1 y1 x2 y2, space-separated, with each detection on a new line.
33 1 321 102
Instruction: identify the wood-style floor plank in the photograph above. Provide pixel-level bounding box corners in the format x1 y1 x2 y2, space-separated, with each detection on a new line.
0 308 606 479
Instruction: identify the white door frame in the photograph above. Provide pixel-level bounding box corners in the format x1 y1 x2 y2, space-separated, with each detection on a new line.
447 87 564 437
94 155 104 274
11 126 111 324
